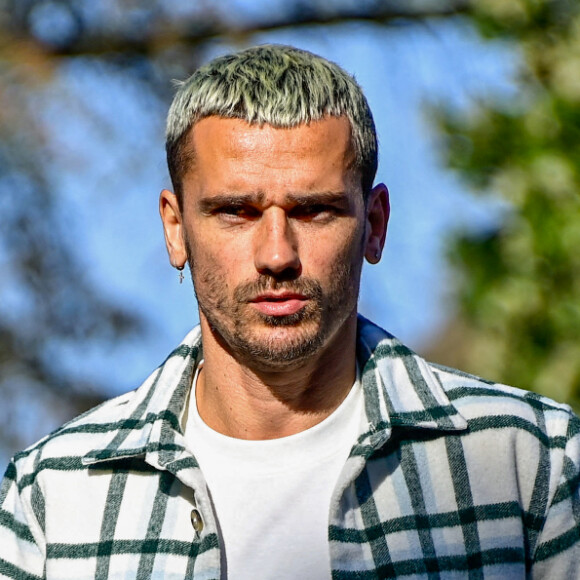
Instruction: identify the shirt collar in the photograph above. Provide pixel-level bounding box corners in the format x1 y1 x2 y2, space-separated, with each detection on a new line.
82 326 203 468
356 315 468 448
83 317 467 466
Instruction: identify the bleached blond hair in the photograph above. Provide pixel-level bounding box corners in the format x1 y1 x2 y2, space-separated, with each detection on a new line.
166 44 378 205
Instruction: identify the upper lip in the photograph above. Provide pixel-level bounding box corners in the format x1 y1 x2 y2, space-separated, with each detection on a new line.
250 291 308 302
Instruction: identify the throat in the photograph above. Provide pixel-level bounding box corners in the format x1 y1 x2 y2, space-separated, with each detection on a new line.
194 359 357 440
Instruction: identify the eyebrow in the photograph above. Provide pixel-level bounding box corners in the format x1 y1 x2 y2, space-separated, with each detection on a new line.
198 193 266 213
285 191 348 206
198 190 349 213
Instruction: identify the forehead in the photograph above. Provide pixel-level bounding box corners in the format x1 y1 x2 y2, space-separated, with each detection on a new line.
186 116 356 182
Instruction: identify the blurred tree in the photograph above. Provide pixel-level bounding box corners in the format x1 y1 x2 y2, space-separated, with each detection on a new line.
432 0 580 409
0 0 469 459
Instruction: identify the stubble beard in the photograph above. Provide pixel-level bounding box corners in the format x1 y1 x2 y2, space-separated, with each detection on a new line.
188 254 362 370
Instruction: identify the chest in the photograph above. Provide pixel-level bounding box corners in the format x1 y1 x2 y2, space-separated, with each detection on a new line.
41 432 535 579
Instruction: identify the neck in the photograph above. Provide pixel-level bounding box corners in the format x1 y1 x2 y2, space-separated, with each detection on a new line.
196 313 358 440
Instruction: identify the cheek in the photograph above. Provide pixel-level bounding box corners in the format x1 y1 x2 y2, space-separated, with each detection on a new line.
188 239 247 291
302 225 363 270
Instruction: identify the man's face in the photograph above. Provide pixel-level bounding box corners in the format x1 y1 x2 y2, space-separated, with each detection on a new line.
161 115 387 370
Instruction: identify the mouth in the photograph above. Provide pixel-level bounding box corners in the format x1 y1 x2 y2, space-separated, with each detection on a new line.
249 292 309 317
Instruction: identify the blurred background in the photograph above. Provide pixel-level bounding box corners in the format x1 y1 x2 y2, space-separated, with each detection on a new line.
1 0 580 469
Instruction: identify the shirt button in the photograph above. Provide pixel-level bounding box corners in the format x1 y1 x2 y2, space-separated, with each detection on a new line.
191 509 204 533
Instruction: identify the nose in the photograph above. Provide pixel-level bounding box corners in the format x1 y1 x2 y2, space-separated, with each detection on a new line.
254 208 301 277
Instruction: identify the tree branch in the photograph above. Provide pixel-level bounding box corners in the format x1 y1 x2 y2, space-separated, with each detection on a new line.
3 1 471 58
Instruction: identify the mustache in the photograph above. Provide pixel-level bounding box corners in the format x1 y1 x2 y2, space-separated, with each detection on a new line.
233 276 323 303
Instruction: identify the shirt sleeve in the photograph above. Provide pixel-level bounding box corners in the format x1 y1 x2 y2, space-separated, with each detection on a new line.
531 414 580 578
0 460 45 579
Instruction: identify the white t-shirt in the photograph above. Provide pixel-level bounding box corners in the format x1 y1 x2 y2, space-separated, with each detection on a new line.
185 365 363 580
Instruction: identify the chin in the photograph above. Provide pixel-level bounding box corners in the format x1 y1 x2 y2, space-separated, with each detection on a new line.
233 322 330 370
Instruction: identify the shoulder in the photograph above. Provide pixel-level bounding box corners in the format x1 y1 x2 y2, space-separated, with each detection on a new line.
430 361 576 418
358 314 579 439
7 388 140 486
429 362 580 444
8 326 203 481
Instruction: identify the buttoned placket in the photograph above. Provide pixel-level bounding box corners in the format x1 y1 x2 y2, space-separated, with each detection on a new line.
190 489 204 537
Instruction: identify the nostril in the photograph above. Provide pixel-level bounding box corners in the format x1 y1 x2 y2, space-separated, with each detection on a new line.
257 264 302 282
254 243 300 274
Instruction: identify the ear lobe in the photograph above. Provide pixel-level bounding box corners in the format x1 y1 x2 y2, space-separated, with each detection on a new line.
159 189 188 268
364 183 389 264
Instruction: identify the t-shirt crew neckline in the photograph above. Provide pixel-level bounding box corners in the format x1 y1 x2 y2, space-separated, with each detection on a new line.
185 361 363 475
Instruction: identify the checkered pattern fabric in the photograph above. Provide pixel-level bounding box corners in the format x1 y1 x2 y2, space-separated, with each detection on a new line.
1 316 579 578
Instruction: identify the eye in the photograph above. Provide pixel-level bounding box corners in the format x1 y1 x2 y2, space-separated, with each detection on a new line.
290 204 338 222
215 205 261 222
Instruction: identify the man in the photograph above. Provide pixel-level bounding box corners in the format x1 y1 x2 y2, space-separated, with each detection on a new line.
1 45 579 579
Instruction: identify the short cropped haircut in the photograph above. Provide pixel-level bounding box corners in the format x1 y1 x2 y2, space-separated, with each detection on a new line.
165 44 378 207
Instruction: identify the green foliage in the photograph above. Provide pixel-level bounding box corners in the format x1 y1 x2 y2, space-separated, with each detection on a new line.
439 0 580 408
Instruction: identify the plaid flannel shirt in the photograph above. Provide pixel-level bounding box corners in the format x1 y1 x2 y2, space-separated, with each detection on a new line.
1 316 580 579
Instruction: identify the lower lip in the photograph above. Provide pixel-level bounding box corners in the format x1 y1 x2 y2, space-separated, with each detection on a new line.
251 299 307 317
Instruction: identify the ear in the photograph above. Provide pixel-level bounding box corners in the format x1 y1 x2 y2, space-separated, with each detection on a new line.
364 183 389 264
159 189 188 269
